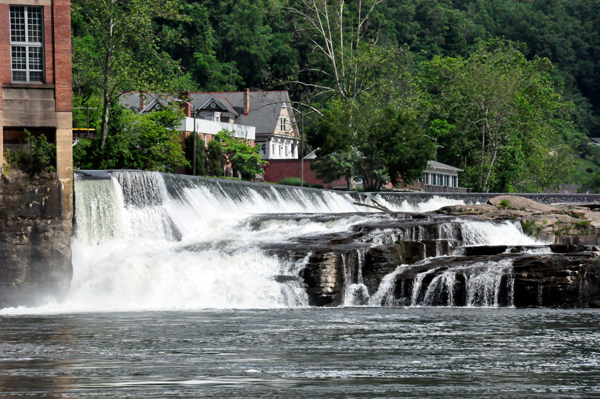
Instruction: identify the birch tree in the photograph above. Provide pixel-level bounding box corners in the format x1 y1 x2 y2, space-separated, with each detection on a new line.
287 0 392 101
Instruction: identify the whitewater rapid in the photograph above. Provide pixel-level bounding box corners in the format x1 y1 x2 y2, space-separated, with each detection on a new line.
0 171 545 314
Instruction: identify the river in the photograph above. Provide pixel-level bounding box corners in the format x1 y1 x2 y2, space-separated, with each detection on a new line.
1 308 599 397
1 171 599 397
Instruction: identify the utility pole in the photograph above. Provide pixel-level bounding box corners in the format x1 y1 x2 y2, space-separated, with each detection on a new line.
301 112 304 187
192 104 197 176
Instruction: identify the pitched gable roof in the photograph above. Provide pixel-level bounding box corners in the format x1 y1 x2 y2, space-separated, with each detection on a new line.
197 95 239 116
190 91 297 136
426 160 463 172
140 97 169 114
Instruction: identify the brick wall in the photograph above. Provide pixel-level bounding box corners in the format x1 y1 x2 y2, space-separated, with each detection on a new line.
263 159 323 185
44 5 54 86
263 159 351 189
0 4 9 109
53 0 72 112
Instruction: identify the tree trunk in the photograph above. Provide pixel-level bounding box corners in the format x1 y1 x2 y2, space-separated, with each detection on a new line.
100 1 115 151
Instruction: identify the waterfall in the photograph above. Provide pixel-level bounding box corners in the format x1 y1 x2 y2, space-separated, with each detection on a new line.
7 170 553 313
342 249 370 306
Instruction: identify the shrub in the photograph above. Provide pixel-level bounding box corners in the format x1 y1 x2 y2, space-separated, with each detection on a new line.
5 130 56 176
521 220 536 236
497 199 511 209
279 177 302 186
277 177 323 189
576 220 591 228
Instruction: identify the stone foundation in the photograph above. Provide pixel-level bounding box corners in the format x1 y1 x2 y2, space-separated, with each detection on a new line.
0 170 72 308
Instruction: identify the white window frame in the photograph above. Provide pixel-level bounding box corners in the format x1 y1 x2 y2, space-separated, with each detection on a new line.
280 117 287 133
10 6 44 83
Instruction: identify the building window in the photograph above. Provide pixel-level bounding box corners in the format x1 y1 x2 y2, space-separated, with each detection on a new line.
280 117 287 133
452 176 458 187
444 175 450 187
10 6 44 83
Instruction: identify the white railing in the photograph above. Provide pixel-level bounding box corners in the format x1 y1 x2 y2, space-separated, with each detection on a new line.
179 118 256 141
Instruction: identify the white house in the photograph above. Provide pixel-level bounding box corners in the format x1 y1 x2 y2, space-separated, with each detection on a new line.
423 160 463 191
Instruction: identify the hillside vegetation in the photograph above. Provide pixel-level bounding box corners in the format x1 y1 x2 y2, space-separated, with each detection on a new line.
72 0 600 192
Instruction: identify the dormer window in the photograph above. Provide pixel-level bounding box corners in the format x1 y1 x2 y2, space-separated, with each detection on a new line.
10 6 44 83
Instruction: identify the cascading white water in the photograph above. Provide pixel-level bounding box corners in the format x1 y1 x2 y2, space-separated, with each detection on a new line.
2 170 549 314
409 259 515 308
460 220 544 246
342 249 370 306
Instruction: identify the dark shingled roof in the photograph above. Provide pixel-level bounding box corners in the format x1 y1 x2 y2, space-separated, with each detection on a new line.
120 91 298 137
190 91 297 136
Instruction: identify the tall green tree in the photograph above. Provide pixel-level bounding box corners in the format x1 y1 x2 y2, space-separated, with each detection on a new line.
72 0 186 152
423 40 577 192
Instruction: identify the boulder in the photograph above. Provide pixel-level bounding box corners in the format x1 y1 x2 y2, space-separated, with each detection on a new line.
487 195 556 213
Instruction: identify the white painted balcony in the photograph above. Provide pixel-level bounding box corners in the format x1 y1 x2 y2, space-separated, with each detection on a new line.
180 118 256 141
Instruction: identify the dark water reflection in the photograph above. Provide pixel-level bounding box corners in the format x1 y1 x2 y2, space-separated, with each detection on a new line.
1 308 599 398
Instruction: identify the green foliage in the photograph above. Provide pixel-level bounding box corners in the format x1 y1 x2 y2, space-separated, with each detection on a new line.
520 220 541 236
184 134 206 176
206 139 223 177
278 177 323 189
423 40 577 192
73 104 188 172
576 220 591 228
72 0 187 150
5 130 56 176
70 0 600 189
215 131 266 180
311 152 355 190
497 200 511 210
278 177 301 186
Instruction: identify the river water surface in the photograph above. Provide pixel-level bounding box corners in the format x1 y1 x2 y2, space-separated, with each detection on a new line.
1 308 599 398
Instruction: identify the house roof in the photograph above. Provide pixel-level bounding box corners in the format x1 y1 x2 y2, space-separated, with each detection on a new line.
119 91 298 137
190 91 297 136
426 160 463 172
197 95 239 117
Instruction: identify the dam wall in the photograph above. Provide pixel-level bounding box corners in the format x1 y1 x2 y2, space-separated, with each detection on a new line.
0 171 72 308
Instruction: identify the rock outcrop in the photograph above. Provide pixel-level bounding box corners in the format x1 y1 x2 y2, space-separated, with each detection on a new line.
263 195 600 308
437 194 600 244
0 170 72 308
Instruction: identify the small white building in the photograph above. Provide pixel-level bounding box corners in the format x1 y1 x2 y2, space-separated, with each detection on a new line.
423 160 463 191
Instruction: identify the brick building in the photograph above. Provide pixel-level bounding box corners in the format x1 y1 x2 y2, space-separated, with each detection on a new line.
0 0 73 217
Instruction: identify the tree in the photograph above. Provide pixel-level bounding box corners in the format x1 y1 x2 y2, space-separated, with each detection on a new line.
423 40 577 192
72 0 185 152
124 106 188 172
215 131 266 180
287 0 396 102
308 100 434 191
311 152 355 190
206 139 223 177
184 134 206 176
72 104 188 172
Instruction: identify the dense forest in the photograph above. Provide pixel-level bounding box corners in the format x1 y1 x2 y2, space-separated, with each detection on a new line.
71 0 600 192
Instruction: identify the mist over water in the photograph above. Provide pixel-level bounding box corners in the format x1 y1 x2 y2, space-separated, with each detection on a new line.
1 171 544 314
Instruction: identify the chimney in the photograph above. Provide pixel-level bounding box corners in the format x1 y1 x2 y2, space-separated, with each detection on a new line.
139 93 145 112
180 92 191 117
244 88 250 115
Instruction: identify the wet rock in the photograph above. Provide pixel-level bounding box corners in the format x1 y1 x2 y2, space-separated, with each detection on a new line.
512 253 600 308
300 251 344 307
